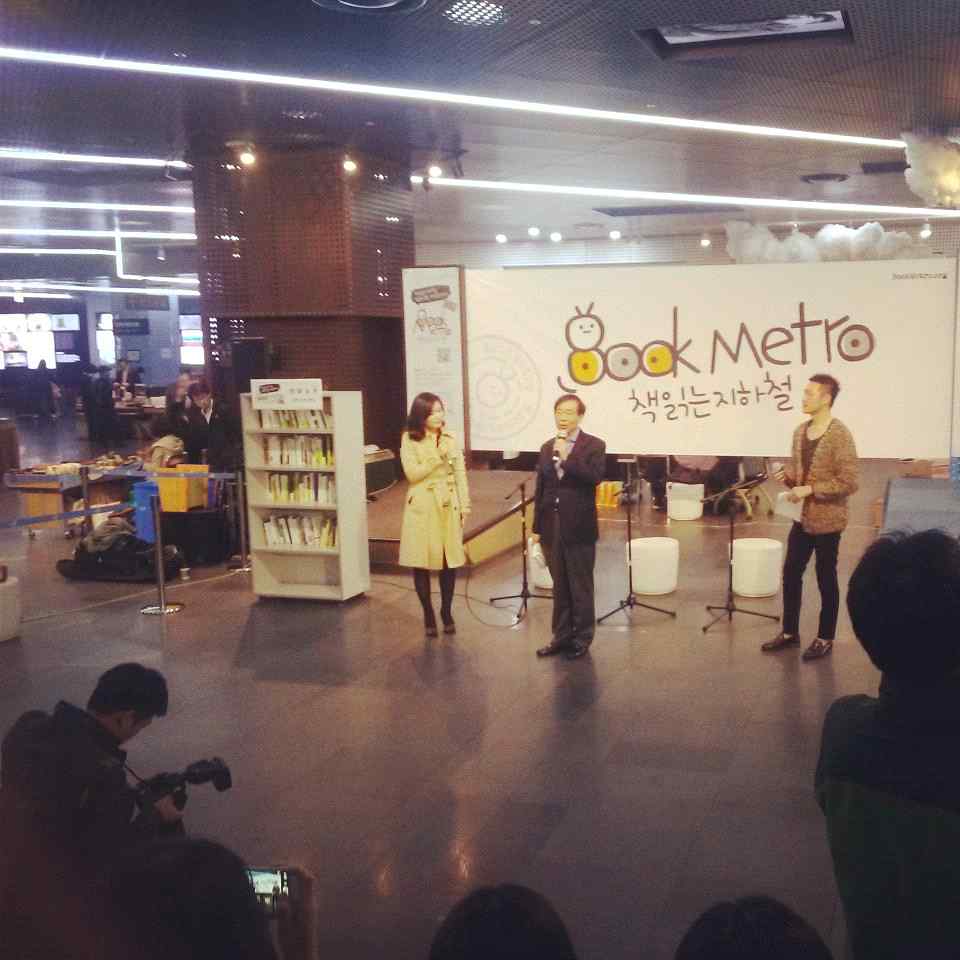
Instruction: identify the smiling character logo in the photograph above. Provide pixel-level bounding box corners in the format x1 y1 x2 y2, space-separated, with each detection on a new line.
565 303 606 386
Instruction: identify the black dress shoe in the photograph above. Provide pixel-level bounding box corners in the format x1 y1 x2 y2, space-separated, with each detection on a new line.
425 624 438 638
566 642 591 660
442 621 456 635
536 642 567 657
761 632 800 653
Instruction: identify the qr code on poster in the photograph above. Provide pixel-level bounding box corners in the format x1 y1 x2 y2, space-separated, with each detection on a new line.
437 347 451 363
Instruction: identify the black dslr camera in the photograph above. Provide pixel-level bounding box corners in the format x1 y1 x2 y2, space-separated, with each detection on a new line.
137 757 232 812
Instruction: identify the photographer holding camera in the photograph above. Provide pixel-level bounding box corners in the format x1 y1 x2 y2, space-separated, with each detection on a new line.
0 663 183 870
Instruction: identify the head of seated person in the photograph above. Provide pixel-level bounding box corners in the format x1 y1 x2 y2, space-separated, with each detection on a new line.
105 838 277 960
429 884 577 960
847 529 960 690
675 895 833 959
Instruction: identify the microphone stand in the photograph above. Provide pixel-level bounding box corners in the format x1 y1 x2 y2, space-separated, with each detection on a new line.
490 474 552 623
702 474 780 633
598 458 676 624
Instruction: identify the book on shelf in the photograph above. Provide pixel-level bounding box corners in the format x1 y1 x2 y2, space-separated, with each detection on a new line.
258 408 329 431
261 514 337 550
262 435 335 467
266 473 336 506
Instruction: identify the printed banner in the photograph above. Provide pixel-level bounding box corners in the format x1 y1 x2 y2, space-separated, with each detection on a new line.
465 259 958 458
402 266 468 449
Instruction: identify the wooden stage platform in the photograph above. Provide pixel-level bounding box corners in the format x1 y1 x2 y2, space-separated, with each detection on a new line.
367 470 533 568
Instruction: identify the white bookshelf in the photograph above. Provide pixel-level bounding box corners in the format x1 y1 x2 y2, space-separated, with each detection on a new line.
241 390 370 602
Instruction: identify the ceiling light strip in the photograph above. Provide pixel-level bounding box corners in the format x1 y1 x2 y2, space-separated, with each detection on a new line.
429 177 960 218
0 199 194 213
0 281 200 296
0 147 190 168
0 292 73 299
0 247 115 255
0 45 905 149
0 229 197 239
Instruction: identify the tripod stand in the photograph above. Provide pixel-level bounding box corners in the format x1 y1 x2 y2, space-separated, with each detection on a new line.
490 477 552 623
702 474 780 633
598 459 676 624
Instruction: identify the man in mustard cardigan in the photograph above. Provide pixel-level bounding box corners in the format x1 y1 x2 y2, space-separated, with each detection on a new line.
764 374 859 661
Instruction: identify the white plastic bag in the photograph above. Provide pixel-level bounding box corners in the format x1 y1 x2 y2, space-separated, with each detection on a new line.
527 537 554 590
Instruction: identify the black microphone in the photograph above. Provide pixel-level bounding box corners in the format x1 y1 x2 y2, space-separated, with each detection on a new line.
552 429 568 463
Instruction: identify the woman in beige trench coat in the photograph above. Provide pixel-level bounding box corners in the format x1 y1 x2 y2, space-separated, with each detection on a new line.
399 393 471 637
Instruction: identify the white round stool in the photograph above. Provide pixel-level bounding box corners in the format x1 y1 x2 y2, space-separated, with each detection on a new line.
0 576 22 643
667 482 704 521
732 538 783 598
629 537 679 595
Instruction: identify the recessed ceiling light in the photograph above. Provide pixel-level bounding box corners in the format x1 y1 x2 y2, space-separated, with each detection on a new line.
428 164 443 178
608 230 622 240
343 156 358 172
410 174 424 184
920 222 933 239
550 231 562 242
700 232 712 248
0 45 905 150
527 226 540 237
495 233 507 243
385 215 401 222
443 1 506 26
239 148 256 166
528 18 541 26
429 176 960 219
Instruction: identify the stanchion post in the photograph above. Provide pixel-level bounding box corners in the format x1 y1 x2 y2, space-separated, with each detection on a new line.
230 472 252 574
141 494 184 616
79 465 91 538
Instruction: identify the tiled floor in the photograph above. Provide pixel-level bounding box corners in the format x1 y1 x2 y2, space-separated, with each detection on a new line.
1 416 898 959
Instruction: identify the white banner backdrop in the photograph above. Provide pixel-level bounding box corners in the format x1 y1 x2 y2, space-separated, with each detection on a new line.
402 266 468 448
465 259 957 458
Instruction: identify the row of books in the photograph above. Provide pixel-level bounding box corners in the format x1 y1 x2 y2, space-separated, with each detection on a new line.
263 515 338 550
263 436 335 467
258 409 329 430
266 473 336 506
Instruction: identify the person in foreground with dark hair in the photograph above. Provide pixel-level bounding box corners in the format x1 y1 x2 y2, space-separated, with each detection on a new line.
429 884 578 960
816 529 960 960
106 838 280 960
532 394 606 660
675 895 832 959
0 663 182 869
186 377 240 470
399 392 471 636
765 373 859 661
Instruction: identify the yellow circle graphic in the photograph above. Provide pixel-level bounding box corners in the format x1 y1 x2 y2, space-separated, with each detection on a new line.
641 342 674 377
569 349 603 385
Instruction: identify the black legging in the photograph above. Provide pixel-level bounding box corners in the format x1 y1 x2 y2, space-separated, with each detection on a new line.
412 564 456 626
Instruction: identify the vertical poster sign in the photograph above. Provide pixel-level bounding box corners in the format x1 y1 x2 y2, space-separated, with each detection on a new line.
402 266 469 454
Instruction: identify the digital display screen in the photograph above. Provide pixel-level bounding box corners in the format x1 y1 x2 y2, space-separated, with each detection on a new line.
50 314 81 332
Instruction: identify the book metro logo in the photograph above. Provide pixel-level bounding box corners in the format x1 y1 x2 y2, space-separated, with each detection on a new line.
558 300 876 391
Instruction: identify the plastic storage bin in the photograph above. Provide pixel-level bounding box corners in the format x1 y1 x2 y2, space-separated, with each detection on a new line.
156 464 208 513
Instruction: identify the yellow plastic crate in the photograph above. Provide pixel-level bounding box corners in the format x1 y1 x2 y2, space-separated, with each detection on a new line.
156 464 208 512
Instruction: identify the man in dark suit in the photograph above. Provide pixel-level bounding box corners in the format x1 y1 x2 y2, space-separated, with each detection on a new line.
185 379 239 472
532 394 606 660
